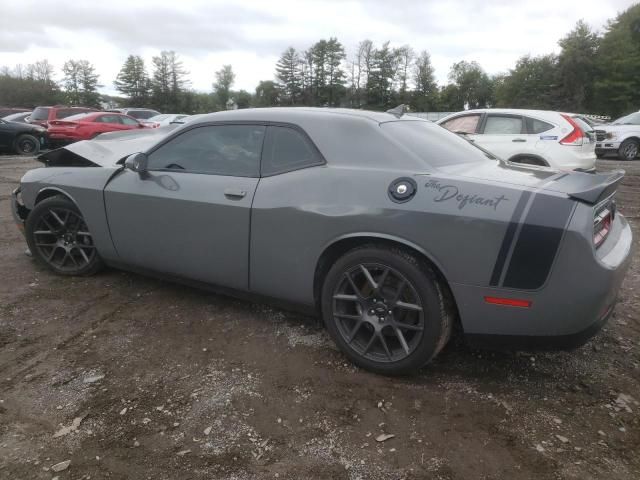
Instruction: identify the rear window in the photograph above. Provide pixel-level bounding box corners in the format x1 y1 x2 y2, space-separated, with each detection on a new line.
441 114 480 134
31 107 51 121
384 121 495 167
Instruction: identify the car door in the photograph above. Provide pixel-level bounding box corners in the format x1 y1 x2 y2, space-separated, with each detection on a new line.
93 114 128 134
476 114 528 160
119 115 145 130
104 123 266 290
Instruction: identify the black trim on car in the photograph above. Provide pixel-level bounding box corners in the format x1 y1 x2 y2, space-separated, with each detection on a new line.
502 195 574 290
465 301 614 351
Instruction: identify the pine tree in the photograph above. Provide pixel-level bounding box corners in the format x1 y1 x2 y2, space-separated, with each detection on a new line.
213 65 235 110
151 51 188 112
62 60 101 106
275 47 302 105
114 55 150 105
412 50 438 111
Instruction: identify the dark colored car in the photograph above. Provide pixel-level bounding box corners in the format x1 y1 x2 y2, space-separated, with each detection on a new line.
47 112 149 146
107 108 161 120
11 108 632 374
2 111 32 123
0 118 47 155
29 106 100 128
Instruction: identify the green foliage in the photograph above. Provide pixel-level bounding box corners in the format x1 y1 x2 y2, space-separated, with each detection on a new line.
213 65 236 110
114 55 150 105
447 61 493 109
411 50 438 111
494 54 560 109
593 4 640 117
275 47 302 105
151 51 189 112
61 59 101 107
254 80 280 107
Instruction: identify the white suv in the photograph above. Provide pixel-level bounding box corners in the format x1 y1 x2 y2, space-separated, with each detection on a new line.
594 111 640 161
437 109 596 171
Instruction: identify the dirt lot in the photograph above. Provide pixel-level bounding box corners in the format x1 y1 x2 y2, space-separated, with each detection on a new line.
0 155 638 480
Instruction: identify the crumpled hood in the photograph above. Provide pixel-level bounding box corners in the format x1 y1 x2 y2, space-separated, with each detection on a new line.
38 125 177 167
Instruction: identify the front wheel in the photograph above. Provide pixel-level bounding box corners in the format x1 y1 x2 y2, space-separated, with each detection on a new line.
15 134 40 156
618 139 639 161
321 246 453 375
25 196 103 276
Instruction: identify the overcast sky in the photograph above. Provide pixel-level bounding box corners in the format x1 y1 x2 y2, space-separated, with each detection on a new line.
0 0 637 96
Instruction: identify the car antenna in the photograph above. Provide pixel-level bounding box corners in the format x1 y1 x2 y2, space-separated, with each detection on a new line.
386 104 408 118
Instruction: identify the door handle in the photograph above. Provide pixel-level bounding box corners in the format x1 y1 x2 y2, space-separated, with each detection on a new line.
512 138 526 143
224 188 247 199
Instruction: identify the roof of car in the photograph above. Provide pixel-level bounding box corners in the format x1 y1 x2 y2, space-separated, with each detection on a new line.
188 107 417 126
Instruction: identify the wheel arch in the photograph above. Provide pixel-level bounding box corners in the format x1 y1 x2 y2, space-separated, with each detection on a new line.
508 153 549 167
34 187 79 207
313 233 460 324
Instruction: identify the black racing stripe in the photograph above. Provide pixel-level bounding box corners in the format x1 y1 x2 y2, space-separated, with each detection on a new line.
489 190 532 286
503 195 574 290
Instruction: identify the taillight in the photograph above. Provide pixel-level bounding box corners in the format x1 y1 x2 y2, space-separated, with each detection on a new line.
559 114 585 146
594 200 615 248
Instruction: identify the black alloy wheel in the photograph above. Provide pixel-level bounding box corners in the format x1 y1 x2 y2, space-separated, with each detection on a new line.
25 196 103 276
322 246 453 375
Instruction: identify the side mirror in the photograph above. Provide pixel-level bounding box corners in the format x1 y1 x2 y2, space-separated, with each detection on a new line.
124 152 148 173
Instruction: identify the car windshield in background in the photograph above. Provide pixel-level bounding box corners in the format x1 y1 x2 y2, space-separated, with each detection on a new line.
63 113 92 122
31 107 50 121
612 112 640 125
381 120 495 167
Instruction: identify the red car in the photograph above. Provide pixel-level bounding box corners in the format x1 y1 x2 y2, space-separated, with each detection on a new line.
47 112 148 146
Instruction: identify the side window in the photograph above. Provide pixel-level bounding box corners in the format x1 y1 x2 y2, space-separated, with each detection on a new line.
483 115 523 134
147 125 265 177
261 126 322 176
120 116 139 126
96 115 122 124
441 114 481 134
525 117 554 134
56 109 78 119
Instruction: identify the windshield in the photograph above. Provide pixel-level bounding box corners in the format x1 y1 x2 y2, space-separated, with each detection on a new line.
381 120 496 168
31 107 51 121
612 112 640 125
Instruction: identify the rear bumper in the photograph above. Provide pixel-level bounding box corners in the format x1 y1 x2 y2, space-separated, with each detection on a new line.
451 214 632 349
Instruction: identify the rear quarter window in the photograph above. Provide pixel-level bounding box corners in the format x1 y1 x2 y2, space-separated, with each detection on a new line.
383 120 495 167
525 117 554 134
261 126 323 176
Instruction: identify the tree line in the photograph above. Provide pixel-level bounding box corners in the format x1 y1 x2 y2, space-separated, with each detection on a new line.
1 3 639 117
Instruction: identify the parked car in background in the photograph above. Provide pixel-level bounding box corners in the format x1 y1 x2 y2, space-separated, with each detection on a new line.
146 114 188 127
47 112 148 146
437 109 596 171
169 113 207 124
11 108 632 374
107 108 161 120
0 118 46 155
2 111 32 123
595 111 640 161
0 107 31 117
29 106 99 128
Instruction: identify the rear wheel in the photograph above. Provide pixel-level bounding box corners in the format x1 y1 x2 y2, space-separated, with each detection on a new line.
15 134 40 156
618 139 639 161
321 245 453 375
25 196 103 276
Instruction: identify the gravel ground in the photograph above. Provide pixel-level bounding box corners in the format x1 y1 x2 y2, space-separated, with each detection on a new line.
0 155 638 480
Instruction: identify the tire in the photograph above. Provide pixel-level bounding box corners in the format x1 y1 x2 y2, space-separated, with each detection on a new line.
321 245 453 375
618 139 639 161
15 134 40 156
25 196 103 276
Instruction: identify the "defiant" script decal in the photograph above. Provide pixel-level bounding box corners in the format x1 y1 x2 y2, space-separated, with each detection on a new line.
424 180 508 210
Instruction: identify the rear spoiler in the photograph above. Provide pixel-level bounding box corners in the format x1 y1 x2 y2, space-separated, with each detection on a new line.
566 170 624 204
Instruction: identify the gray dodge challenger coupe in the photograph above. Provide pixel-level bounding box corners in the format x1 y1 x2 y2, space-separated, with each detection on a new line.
11 108 633 374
